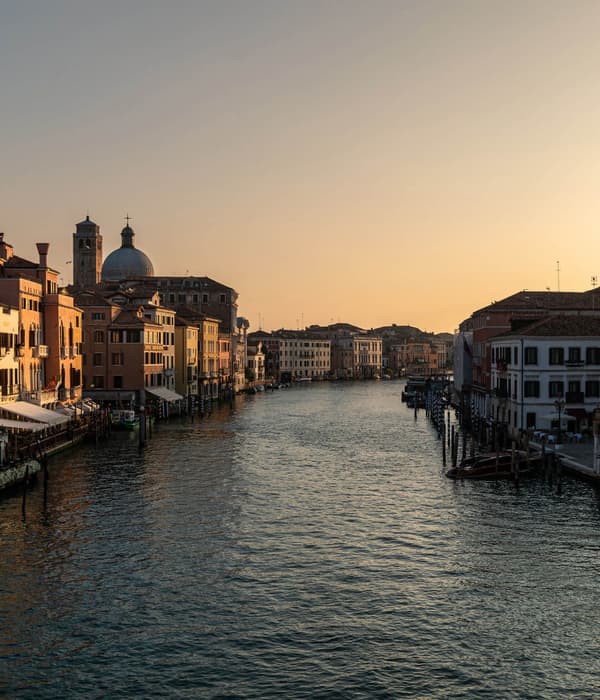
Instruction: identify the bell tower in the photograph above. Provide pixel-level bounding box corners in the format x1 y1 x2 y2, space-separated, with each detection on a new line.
73 216 102 289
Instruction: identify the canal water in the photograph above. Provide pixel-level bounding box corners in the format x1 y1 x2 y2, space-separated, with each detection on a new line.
1 382 600 699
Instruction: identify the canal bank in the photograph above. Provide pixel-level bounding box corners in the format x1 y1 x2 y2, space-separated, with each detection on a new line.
0 405 110 493
530 438 600 482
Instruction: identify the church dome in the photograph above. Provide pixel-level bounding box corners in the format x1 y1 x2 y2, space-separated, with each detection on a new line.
101 223 154 281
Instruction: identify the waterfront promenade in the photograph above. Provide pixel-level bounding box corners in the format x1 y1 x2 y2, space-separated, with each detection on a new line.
531 437 600 481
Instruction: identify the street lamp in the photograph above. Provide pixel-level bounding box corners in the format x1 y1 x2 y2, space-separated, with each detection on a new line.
554 397 565 443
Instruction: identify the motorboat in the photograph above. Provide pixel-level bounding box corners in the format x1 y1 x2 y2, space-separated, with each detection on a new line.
445 450 543 480
111 409 139 431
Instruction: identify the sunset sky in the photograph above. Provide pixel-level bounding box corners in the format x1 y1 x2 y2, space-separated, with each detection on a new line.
3 1 600 333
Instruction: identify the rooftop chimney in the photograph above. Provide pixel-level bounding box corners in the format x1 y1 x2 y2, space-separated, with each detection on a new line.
0 234 13 263
36 242 50 268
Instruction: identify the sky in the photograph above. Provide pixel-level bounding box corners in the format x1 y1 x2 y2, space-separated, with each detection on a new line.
2 0 600 333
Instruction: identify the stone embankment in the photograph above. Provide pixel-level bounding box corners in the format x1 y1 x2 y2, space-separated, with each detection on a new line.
0 460 40 491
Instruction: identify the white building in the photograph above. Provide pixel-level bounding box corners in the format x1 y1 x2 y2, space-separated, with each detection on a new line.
490 316 600 435
278 337 331 380
247 341 265 383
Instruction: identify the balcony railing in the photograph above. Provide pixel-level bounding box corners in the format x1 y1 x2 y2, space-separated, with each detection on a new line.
565 360 584 368
60 347 67 359
22 388 58 406
33 345 49 358
0 386 19 402
566 391 585 404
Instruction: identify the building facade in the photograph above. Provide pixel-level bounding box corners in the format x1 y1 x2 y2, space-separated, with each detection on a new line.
0 305 19 403
490 316 600 435
175 318 199 400
0 237 82 407
278 336 331 381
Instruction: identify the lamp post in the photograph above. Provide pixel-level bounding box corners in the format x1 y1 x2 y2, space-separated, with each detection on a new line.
554 397 565 444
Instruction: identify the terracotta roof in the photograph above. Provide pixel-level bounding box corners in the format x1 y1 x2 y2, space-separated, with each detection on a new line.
154 275 235 293
175 317 199 328
110 307 161 328
474 290 596 313
172 304 221 325
3 255 38 269
74 290 114 307
2 255 60 274
495 315 600 338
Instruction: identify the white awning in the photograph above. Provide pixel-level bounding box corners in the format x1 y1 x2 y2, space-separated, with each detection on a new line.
0 401 70 426
146 387 183 403
540 413 576 425
0 418 47 432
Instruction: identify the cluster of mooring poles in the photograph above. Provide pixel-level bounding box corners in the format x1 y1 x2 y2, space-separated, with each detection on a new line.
420 388 562 483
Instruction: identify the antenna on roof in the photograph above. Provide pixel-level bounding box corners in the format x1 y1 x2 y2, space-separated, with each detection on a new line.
556 260 561 292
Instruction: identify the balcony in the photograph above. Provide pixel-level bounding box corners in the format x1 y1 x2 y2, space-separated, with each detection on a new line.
0 386 19 403
16 345 25 357
22 388 58 406
565 360 584 368
69 346 77 358
565 391 585 404
33 345 49 358
60 347 67 359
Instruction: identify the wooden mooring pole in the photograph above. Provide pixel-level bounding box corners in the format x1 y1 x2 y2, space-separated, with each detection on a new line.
43 456 49 509
21 464 29 518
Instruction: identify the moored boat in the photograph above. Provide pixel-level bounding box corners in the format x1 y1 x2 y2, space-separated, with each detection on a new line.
445 450 543 480
111 409 139 431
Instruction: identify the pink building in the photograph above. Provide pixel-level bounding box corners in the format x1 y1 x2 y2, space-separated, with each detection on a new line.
0 236 82 406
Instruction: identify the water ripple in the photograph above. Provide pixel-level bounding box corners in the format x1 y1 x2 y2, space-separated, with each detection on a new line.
2 382 600 698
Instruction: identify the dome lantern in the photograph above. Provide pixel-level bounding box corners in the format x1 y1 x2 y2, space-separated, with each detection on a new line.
101 217 154 281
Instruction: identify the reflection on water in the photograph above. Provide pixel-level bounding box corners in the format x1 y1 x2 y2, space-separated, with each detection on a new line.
1 382 600 698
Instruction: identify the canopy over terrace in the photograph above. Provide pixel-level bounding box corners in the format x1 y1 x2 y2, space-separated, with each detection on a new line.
540 413 577 428
146 387 183 403
0 401 70 426
0 418 47 432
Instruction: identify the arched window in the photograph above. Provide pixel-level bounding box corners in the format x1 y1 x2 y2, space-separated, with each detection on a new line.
59 323 65 348
68 324 74 347
29 324 36 347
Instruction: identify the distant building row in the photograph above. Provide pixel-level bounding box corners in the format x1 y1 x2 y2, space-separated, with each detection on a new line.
248 327 452 381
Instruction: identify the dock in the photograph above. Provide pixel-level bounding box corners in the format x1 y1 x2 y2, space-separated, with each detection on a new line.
531 438 600 483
